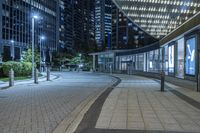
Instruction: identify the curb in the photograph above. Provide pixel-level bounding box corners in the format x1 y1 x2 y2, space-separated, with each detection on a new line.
53 75 121 133
0 74 60 90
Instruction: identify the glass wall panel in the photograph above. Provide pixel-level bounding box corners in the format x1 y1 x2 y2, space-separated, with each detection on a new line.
164 46 168 75
98 54 105 71
137 54 144 71
147 51 154 72
168 45 175 73
185 37 196 75
154 49 160 72
176 38 184 78
121 56 127 71
127 56 133 74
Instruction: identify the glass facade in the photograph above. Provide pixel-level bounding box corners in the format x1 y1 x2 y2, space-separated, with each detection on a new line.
176 38 184 78
185 37 196 75
168 45 175 73
0 0 59 61
95 0 112 49
111 2 158 50
96 34 198 81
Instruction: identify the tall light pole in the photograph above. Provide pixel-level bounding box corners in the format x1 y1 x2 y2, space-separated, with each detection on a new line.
10 40 14 61
40 35 45 72
32 15 38 79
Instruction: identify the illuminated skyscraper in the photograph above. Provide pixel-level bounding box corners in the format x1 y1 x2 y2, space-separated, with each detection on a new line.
111 2 158 49
59 0 73 53
95 0 112 50
0 0 59 61
73 0 95 53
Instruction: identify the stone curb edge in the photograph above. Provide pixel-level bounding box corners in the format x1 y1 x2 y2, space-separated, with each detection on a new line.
52 74 121 133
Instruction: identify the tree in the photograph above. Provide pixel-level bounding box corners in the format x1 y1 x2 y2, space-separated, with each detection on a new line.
21 49 40 67
68 54 92 71
69 54 82 65
51 52 72 67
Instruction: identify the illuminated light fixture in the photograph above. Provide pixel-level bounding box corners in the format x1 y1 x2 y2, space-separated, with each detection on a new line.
113 0 200 38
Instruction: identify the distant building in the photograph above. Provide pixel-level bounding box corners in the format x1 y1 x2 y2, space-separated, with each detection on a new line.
72 0 95 53
0 0 59 61
59 0 73 53
95 0 112 50
111 3 158 50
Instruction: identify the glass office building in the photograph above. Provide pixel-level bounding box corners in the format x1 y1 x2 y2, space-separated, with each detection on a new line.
111 2 158 50
0 0 59 61
59 0 73 53
72 0 95 53
95 0 112 50
91 1 200 83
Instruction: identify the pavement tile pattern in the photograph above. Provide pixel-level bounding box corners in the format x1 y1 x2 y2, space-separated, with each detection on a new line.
0 72 116 133
96 75 200 132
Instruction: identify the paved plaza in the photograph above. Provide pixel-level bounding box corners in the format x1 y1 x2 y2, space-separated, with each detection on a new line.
94 74 200 132
0 72 117 133
1 72 200 133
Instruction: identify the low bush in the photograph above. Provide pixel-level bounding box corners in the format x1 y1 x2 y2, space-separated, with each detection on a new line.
0 66 3 77
2 61 32 77
21 62 32 76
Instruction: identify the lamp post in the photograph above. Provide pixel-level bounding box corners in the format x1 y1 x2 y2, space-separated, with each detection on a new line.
10 40 14 61
32 15 38 79
40 35 45 72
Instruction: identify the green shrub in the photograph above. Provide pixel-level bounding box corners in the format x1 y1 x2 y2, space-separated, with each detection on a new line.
0 66 3 77
21 62 32 76
2 61 32 77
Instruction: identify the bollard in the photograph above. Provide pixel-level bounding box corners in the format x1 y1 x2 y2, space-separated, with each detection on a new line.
34 69 39 84
110 65 112 75
47 67 50 81
9 69 14 87
160 71 165 92
197 74 200 92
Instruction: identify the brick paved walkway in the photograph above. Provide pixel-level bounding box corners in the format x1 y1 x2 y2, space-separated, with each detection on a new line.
0 72 116 133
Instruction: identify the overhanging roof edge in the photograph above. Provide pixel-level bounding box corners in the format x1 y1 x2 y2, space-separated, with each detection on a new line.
112 0 157 40
160 11 200 45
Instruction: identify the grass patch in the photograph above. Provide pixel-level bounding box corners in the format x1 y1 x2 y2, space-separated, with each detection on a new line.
0 76 30 82
0 74 43 82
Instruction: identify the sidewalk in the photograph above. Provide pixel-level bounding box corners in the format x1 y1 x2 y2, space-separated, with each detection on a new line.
0 73 58 89
75 74 200 133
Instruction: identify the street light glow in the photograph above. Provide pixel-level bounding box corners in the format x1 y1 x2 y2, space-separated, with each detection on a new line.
40 35 45 40
33 15 39 19
10 40 14 43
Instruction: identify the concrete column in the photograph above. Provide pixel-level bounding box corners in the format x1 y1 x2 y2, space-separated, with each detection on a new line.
9 69 14 87
93 55 96 72
144 53 146 72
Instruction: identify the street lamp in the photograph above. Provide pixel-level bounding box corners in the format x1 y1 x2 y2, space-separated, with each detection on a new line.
10 40 14 61
40 35 45 72
32 14 39 79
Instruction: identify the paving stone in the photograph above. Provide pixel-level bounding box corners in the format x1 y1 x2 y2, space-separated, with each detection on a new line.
0 72 116 133
95 74 200 133
127 122 145 130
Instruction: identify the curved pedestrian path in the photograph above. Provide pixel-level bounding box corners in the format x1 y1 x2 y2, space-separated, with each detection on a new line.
76 74 200 133
0 72 117 133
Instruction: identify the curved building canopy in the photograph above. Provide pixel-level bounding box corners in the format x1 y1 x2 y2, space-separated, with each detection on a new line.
113 0 200 38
